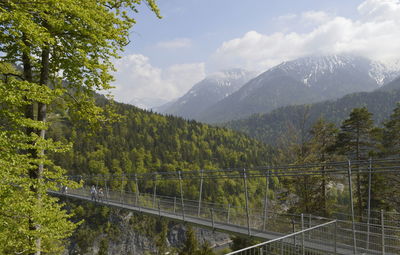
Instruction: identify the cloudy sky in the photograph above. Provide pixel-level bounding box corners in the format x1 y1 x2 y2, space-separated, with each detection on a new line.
111 0 400 108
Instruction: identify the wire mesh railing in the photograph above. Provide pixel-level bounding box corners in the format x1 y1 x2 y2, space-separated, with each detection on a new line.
225 220 338 255
55 185 400 254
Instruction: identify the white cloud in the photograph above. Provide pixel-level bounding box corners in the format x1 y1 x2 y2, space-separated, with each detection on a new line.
211 0 400 72
156 38 192 49
111 54 205 107
301 11 331 24
358 0 400 21
277 13 298 22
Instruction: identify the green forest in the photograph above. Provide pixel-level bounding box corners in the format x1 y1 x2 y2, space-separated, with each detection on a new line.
1 0 400 254
49 97 400 253
225 77 400 146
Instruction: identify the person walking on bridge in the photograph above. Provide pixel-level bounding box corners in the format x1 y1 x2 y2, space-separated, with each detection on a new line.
90 185 97 201
98 187 104 202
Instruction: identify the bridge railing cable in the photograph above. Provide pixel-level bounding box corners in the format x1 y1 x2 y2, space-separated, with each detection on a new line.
53 185 400 254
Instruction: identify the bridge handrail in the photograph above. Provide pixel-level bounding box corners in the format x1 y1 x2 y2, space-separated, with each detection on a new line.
225 220 337 255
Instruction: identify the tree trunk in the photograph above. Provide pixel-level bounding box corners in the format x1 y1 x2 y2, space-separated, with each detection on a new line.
22 38 41 254
23 40 50 255
33 45 50 255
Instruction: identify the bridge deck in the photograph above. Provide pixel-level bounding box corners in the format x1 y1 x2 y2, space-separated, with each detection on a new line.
51 191 387 255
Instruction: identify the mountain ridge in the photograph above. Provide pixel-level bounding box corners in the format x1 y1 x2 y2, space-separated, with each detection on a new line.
224 75 400 145
159 68 255 119
198 55 400 123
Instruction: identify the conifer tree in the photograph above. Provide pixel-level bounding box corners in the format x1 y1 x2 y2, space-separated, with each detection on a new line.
334 107 375 217
308 118 339 216
381 103 400 210
383 102 400 156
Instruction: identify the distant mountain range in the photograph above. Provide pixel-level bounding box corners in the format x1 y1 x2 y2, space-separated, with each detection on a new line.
129 97 169 110
157 69 255 119
198 55 400 123
156 55 399 123
224 76 400 145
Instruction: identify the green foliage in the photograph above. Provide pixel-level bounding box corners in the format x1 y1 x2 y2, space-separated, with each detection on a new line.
383 102 400 156
225 89 400 146
98 238 109 255
50 100 274 206
334 107 375 160
334 107 376 217
198 241 215 255
0 0 160 253
379 103 400 210
230 236 258 252
179 227 198 255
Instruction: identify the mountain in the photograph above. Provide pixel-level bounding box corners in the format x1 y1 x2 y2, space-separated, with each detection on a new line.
198 55 400 123
129 97 169 110
224 76 400 146
159 69 255 119
379 76 400 92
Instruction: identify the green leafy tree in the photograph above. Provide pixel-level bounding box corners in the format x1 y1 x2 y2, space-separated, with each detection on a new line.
198 241 215 255
334 107 375 217
0 1 160 254
179 227 198 255
230 236 258 253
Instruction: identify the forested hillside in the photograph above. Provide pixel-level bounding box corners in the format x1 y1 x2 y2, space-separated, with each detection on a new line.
225 79 400 146
49 97 274 201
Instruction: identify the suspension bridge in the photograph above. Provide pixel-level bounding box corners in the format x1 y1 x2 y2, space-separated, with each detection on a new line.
54 159 400 254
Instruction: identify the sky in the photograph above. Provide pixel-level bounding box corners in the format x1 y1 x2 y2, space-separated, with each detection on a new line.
111 0 400 108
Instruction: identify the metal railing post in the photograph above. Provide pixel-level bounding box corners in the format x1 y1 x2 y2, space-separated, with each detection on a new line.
158 200 161 216
153 173 157 208
262 170 269 231
366 158 372 250
243 168 251 236
381 210 385 255
121 174 124 205
301 214 305 255
309 214 312 240
179 171 185 221
348 160 357 255
227 203 231 224
292 218 296 246
173 197 176 214
211 208 215 230
135 174 140 211
104 175 109 203
198 170 203 217
334 220 337 255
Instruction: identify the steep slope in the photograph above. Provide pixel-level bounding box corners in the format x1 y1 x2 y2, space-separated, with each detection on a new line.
379 76 400 92
199 55 399 123
160 69 254 119
47 98 275 254
50 98 274 176
224 77 400 146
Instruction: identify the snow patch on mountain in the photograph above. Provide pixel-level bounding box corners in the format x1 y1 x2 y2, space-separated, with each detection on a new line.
369 61 400 86
269 55 400 87
160 68 255 119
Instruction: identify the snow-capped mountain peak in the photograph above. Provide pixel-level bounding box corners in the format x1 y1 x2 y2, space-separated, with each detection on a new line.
197 54 400 123
266 55 400 87
160 68 255 119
